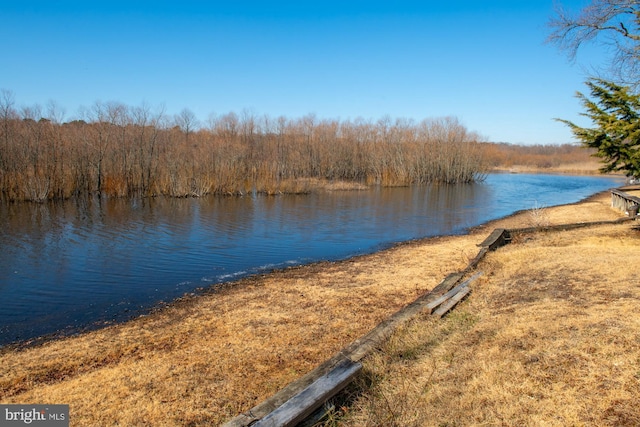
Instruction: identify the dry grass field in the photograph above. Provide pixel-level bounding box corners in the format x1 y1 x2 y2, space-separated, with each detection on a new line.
496 160 605 175
1 189 637 426
333 195 640 426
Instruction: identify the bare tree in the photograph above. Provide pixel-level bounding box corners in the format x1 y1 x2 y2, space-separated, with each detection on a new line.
78 102 115 195
133 103 165 195
174 108 199 144
0 90 16 176
214 112 239 140
0 91 488 200
548 0 640 84
44 101 68 198
0 89 16 129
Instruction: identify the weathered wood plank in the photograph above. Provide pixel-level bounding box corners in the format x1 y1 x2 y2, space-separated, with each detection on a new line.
221 355 351 427
429 272 464 296
224 270 474 426
509 216 634 236
253 359 362 427
466 247 489 271
425 272 482 314
479 228 511 251
433 286 472 318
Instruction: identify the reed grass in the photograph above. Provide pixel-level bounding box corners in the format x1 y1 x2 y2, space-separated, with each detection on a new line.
480 142 598 172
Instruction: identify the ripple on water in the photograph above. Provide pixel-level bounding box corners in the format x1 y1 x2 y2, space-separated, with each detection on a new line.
0 174 625 346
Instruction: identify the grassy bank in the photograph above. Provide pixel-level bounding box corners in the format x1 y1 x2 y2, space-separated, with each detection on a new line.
0 190 636 426
329 197 640 426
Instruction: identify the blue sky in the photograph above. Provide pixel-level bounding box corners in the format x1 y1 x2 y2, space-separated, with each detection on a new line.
1 1 603 144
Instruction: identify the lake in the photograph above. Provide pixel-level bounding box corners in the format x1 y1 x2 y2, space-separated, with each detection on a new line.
0 173 624 346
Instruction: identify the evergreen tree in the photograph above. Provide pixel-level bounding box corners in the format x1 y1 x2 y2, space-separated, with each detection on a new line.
557 78 640 179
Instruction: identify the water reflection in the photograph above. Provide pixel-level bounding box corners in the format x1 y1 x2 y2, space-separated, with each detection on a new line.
0 173 623 345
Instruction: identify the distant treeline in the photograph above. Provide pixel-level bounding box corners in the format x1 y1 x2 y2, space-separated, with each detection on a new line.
0 94 485 202
480 142 594 169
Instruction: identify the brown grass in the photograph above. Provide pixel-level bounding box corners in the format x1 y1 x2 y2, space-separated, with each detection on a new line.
497 160 605 175
479 142 602 175
623 188 640 198
320 180 369 191
0 227 478 425
334 202 640 426
0 191 635 426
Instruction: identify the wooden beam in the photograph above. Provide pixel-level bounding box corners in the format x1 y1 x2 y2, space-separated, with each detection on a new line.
479 228 511 251
433 286 472 318
221 355 351 427
425 272 482 314
509 217 634 236
429 272 464 296
252 359 362 427
223 270 473 426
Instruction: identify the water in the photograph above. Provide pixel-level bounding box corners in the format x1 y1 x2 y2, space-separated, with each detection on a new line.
0 173 624 346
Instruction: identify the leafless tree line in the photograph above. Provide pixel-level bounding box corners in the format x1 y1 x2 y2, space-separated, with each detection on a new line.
479 142 594 169
0 92 485 202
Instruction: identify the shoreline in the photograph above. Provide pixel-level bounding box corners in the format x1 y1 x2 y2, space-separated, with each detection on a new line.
0 188 633 426
0 182 614 353
336 192 639 426
1 171 617 352
0 186 624 353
